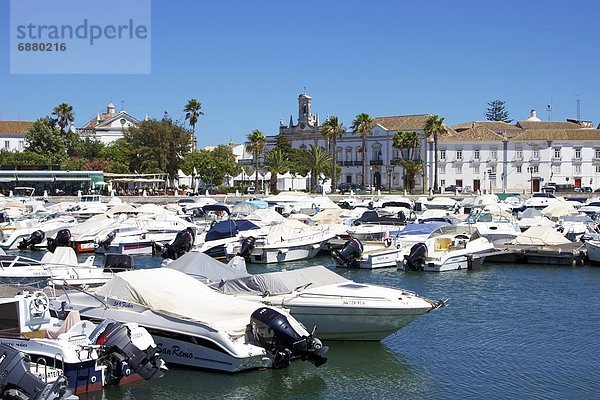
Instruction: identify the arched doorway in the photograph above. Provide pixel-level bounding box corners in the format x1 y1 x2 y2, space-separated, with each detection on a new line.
374 172 381 189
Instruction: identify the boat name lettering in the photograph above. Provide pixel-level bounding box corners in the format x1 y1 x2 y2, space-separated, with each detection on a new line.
157 343 193 359
342 300 366 306
112 300 134 308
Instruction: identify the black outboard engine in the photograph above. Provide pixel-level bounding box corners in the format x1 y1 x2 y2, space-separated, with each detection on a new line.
332 238 363 268
237 236 256 259
98 230 117 250
161 227 195 260
90 320 164 385
404 242 428 271
0 344 71 400
46 229 71 253
250 307 328 369
17 230 45 251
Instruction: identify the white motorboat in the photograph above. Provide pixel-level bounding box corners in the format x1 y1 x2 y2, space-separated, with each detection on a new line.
585 240 600 263
0 290 163 395
226 220 336 263
459 210 521 244
69 195 108 218
577 201 600 215
166 252 445 341
0 247 116 287
400 225 495 272
0 212 77 250
523 193 559 209
334 223 448 269
53 268 328 372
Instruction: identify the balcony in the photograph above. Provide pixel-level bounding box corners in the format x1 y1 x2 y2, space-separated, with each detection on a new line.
529 156 541 163
551 157 562 164
369 159 383 166
572 156 582 164
487 158 498 164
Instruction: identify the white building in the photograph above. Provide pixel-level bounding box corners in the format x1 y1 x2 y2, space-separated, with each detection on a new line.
268 94 600 193
0 121 32 152
78 102 141 144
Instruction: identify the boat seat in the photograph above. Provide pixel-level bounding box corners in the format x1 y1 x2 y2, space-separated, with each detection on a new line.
435 237 452 252
45 310 81 339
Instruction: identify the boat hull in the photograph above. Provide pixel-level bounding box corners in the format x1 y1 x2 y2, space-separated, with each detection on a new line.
96 241 154 255
248 242 324 264
586 241 600 263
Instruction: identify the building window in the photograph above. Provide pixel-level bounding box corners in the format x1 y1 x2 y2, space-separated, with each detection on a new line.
533 148 540 160
574 165 582 174
490 149 497 160
516 149 523 160
440 165 446 174
346 175 352 183
474 165 480 174
490 165 496 173
575 148 581 159
346 148 352 162
4 141 9 150
392 148 399 159
456 150 462 160
440 150 446 160
596 165 600 173
456 165 462 174
440 179 445 188
553 148 561 159
533 165 539 173
18 141 24 151
552 164 561 174
595 149 600 159
474 149 480 160
517 166 522 173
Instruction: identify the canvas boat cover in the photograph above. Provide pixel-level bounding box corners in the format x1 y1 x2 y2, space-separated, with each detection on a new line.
166 252 249 282
212 265 349 296
518 208 542 219
542 202 578 220
510 226 571 245
41 247 79 266
96 268 262 337
205 219 260 241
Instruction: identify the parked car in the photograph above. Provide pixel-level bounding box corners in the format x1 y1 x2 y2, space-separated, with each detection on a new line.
444 184 463 193
337 183 361 194
575 186 593 193
542 183 556 193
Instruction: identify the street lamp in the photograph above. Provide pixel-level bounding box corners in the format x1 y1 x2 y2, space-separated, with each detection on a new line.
369 166 374 194
386 165 395 194
527 166 533 194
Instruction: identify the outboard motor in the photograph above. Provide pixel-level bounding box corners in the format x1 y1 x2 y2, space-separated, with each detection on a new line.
98 230 117 250
17 230 45 251
237 236 256 260
161 227 195 260
250 307 328 369
338 201 351 210
332 238 363 268
404 242 428 271
90 320 164 385
0 344 71 400
46 229 71 253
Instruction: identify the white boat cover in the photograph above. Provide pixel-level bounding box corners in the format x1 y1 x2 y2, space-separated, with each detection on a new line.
212 266 349 296
41 247 79 266
69 214 117 237
166 252 249 282
96 268 261 337
511 226 571 245
518 208 543 219
542 202 578 221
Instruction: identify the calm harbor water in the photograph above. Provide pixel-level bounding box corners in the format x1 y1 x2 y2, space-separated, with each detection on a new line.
21 251 600 399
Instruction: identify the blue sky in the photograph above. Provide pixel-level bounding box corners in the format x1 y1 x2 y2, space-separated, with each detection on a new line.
1 0 599 147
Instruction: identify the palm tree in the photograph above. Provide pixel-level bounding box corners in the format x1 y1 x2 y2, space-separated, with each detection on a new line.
350 113 374 189
184 99 203 149
246 129 267 193
298 145 331 192
424 115 446 192
320 116 345 189
52 103 75 134
264 148 290 193
392 131 422 190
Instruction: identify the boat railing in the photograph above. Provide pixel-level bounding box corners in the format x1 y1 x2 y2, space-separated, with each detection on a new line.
266 226 332 245
34 357 49 383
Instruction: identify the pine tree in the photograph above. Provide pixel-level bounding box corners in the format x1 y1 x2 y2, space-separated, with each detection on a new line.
485 100 512 122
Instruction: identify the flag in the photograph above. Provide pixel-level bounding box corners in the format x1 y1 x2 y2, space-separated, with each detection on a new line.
357 146 363 153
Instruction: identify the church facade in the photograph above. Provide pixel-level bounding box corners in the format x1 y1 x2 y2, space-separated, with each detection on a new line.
78 102 142 144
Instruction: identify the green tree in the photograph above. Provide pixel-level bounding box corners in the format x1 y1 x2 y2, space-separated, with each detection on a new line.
296 145 331 193
52 103 75 134
264 148 290 193
350 113 374 188
74 138 105 159
246 129 267 192
125 119 192 178
392 131 422 190
184 98 203 149
25 118 67 164
321 116 345 189
183 145 239 187
0 150 51 166
101 138 133 173
424 115 446 192
485 100 511 123
274 132 292 153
